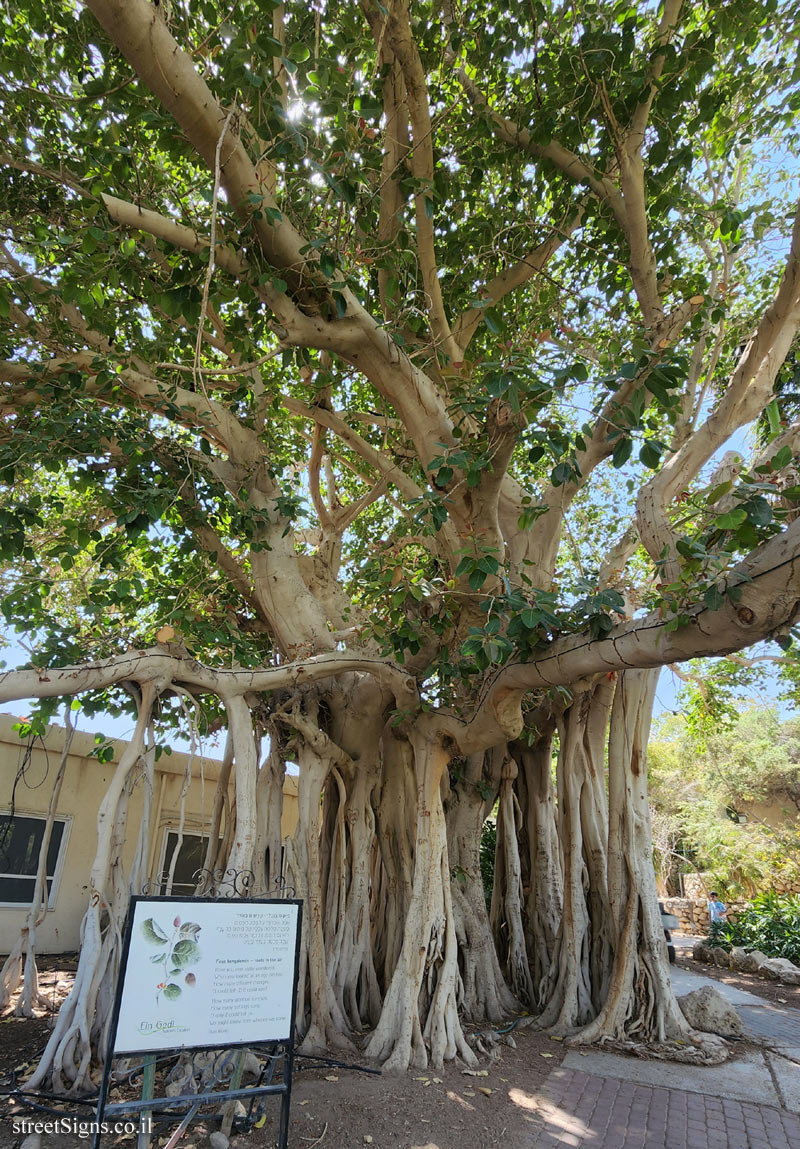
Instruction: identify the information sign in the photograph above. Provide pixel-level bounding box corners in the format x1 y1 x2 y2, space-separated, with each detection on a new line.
112 896 302 1055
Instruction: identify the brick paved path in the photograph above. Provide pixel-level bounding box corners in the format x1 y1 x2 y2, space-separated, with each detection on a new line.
527 1067 800 1148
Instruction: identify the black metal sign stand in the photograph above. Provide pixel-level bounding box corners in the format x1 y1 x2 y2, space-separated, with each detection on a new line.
92 895 303 1149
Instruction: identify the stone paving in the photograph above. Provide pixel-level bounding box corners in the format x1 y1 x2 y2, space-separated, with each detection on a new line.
738 1002 800 1047
524 951 800 1147
526 1066 800 1148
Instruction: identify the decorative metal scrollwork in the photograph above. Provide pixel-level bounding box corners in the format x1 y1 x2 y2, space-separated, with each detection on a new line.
191 866 255 897
272 875 296 899
140 871 173 896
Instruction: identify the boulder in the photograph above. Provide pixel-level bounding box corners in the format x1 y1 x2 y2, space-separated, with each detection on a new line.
241 1051 262 1080
710 946 730 968
209 1133 229 1149
677 985 743 1037
746 949 769 969
21 1136 41 1149
758 957 800 985
692 942 713 964
728 947 750 971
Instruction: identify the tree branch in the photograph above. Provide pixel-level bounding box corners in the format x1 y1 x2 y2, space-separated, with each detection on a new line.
637 197 800 575
451 210 584 355
0 650 419 710
440 517 800 753
372 1 461 364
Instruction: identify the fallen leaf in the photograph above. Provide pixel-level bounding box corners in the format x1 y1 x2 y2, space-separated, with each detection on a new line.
432 1076 442 1083
462 1068 489 1076
540 1052 554 1058
324 1074 338 1082
156 624 175 643
778 997 788 1003
299 1100 310 1106
463 1089 476 1097
363 1137 373 1144
549 1035 563 1042
478 1087 493 1096
414 1076 430 1083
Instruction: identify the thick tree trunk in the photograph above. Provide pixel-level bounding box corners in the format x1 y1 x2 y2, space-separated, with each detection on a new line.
284 703 355 1054
513 730 562 1011
323 759 382 1029
252 728 286 896
490 750 536 1007
571 669 727 1063
445 753 518 1022
365 725 477 1071
538 680 613 1032
25 686 158 1094
0 714 75 1017
372 732 416 991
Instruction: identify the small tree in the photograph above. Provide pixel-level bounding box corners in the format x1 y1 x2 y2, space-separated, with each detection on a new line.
1 0 800 1089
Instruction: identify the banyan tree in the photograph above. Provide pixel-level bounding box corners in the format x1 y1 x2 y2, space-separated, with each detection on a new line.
1 0 800 1092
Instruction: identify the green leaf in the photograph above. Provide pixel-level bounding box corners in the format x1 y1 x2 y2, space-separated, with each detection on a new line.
770 445 792 471
706 481 732 504
520 608 542 628
612 438 633 468
639 441 661 469
468 568 487 591
162 983 182 1000
743 497 772 527
714 507 747 530
170 939 201 966
287 43 311 62
704 585 725 611
141 918 169 946
483 306 504 334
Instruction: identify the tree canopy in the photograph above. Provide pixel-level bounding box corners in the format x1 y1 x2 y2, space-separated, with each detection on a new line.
2 0 800 1090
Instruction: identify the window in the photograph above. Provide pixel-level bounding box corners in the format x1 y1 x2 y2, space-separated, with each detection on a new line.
159 831 221 896
0 812 69 908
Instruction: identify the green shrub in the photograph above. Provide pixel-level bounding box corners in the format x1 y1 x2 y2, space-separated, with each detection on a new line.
711 892 800 964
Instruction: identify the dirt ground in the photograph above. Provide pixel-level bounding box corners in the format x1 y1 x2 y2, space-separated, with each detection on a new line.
3 950 785 1149
0 956 567 1149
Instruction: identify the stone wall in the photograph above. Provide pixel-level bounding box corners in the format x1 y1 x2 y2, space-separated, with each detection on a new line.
662 896 711 935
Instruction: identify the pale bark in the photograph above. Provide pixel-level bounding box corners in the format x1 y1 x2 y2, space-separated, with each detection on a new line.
570 669 727 1063
365 725 477 1071
445 753 518 1022
0 713 75 1016
513 731 563 1010
25 684 159 1094
538 681 613 1032
490 751 536 1007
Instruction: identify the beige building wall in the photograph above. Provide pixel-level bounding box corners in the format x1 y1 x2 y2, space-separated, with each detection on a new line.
0 713 298 954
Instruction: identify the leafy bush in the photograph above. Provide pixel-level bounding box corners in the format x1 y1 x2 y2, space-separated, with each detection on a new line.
711 892 800 964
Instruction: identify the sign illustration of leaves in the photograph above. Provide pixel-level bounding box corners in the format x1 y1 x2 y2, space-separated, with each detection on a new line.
140 915 202 1005
141 917 169 945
